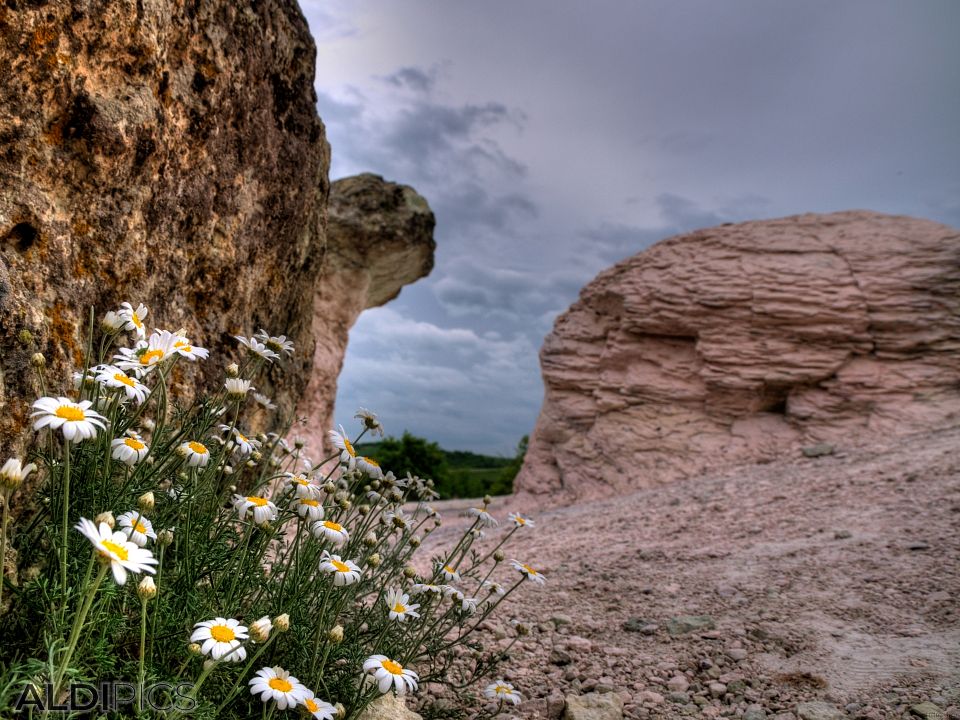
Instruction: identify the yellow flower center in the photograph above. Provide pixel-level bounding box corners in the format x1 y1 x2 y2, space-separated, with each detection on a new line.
382 659 404 675
55 405 85 422
300 499 319 507
268 677 293 693
100 539 129 560
247 496 268 507
331 559 351 573
342 437 356 457
362 456 379 467
124 437 146 451
323 521 342 532
292 477 307 485
392 602 406 613
495 686 509 695
140 349 164 365
113 373 136 388
179 345 193 353
210 625 235 643
188 441 207 455
134 522 147 534
237 432 248 443
516 517 526 525
132 313 143 329
305 699 319 712
444 565 456 574
523 564 538 575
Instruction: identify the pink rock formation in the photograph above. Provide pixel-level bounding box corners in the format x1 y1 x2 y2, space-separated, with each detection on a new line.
515 211 960 502
295 174 435 459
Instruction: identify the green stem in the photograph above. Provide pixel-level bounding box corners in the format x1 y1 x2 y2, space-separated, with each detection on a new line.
52 562 109 700
137 597 148 710
60 443 72 596
0 491 8 611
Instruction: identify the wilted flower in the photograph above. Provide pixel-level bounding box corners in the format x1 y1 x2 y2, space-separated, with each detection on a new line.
0 458 36 492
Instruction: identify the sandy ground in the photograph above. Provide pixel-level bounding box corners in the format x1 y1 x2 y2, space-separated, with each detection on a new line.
417 426 960 719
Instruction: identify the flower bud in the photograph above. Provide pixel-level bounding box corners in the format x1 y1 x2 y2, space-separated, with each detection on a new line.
141 418 156 432
137 576 157 601
30 352 45 369
157 529 174 546
274 613 290 632
95 511 116 529
251 451 262 463
327 625 344 644
410 535 421 548
0 458 36 492
367 553 381 568
403 566 417 578
224 465 234 475
294 437 305 449
249 616 272 643
493 550 505 563
225 363 240 378
363 532 377 548
334 702 345 719
391 515 406 529
358 504 370 516
338 498 351 511
323 482 336 494
188 642 202 655
483 495 492 506
203 659 216 671
138 491 155 512
516 622 530 636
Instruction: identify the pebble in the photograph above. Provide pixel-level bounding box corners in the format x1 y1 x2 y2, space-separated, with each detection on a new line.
638 691 663 705
833 529 852 539
667 675 690 692
563 691 624 720
666 615 716 637
796 701 846 720
726 647 748 661
708 682 726 698
744 705 767 720
910 702 947 720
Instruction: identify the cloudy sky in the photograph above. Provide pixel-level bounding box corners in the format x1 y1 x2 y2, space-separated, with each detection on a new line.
300 0 960 455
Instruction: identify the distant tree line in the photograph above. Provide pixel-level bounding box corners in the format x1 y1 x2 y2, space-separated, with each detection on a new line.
354 433 528 499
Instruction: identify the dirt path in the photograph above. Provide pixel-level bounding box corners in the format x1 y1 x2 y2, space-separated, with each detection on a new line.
419 426 960 719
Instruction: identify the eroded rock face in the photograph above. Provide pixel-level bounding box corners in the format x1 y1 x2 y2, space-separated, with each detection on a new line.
516 211 960 502
295 173 435 458
0 1 329 452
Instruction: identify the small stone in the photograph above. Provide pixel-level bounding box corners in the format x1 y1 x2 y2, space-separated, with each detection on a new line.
708 682 726 698
726 648 748 661
667 675 690 692
547 693 566 718
667 691 690 704
551 649 573 666
552 614 573 627
910 702 946 720
907 541 931 551
358 694 423 720
623 617 651 632
563 691 625 720
796 701 845 720
744 705 767 720
666 615 715 637
833 530 852 539
802 443 834 458
639 691 664 705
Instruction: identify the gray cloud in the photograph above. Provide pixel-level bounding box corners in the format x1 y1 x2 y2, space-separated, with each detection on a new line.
382 66 437 94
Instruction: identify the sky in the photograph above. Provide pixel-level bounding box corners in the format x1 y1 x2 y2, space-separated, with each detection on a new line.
300 0 960 455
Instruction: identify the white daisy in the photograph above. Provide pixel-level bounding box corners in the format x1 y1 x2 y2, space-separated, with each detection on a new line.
101 310 125 332
113 329 180 376
354 408 384 437
363 655 419 695
439 565 460 582
465 506 498 528
319 553 362 586
224 378 253 398
482 580 507 597
311 519 348 546
254 329 295 357
248 666 308 709
233 495 278 525
285 474 322 500
249 616 273 643
356 455 383 479
511 559 546 585
118 302 149 338
300 690 336 720
327 425 357 470
459 596 479 614
172 336 209 361
0 458 37 491
484 681 522 705
385 589 420 622
508 512 534 529
31 396 107 443
252 392 277 410
410 583 445 596
75 518 158 585
111 434 150 466
95 365 149 405
116 510 157 547
296 498 324 521
234 335 279 362
219 426 260 458
190 617 248 662
178 441 211 467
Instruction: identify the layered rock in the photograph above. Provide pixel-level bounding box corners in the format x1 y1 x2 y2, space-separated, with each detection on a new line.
516 211 960 502
0 1 329 454
296 173 436 458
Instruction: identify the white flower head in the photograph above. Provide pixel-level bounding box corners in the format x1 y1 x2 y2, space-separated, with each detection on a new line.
75 518 158 585
248 666 307 709
172 335 209 361
116 510 157 547
253 393 276 410
311 519 348 546
254 329 294 357
327 425 357 469
285 474 322 500
95 365 149 405
224 378 254 399
363 655 419 695
410 583 444 596
190 617 248 662
484 681 522 705
178 441 211 467
301 690 336 720
465 506 498 528
295 498 323 521
439 564 460 582
113 329 182 376
234 335 279 362
101 310 124 332
0 458 37 491
508 512 534 529
511 559 546 585
384 589 420 622
482 580 506 597
354 408 384 437
250 616 273 643
32 397 106 443
232 494 279 525
319 552 362 586
356 455 383 480
219 426 260 458
111 434 150 466
118 302 149 338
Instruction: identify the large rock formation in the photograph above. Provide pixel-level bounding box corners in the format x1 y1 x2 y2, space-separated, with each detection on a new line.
295 173 436 459
0 1 329 453
516 211 960 502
